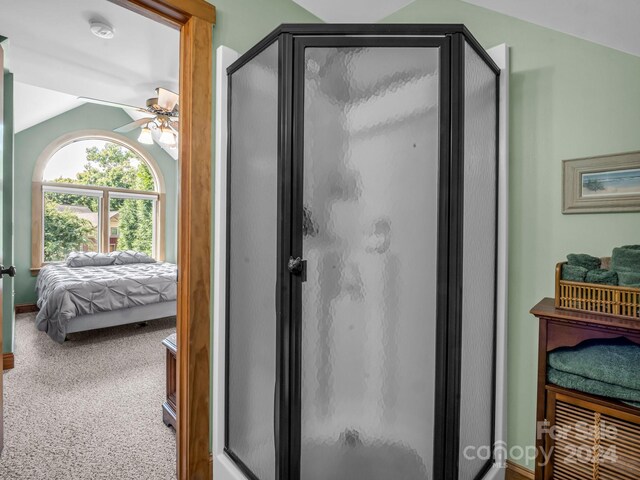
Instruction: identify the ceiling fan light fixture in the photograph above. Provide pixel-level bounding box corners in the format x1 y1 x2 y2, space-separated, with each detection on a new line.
138 126 154 145
159 126 176 147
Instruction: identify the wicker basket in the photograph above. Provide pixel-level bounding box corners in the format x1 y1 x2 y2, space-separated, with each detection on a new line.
555 261 640 319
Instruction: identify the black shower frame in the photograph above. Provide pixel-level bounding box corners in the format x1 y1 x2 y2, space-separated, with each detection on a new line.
225 23 500 480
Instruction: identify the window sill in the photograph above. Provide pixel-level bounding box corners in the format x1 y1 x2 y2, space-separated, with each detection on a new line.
31 263 64 275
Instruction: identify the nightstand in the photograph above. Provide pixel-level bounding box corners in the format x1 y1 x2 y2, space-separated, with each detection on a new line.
162 332 177 430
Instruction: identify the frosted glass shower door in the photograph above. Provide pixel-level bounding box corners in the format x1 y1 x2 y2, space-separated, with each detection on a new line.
297 40 444 480
226 41 279 480
458 41 498 480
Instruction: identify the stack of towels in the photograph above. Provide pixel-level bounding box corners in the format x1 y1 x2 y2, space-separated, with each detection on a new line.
561 245 640 288
548 339 640 407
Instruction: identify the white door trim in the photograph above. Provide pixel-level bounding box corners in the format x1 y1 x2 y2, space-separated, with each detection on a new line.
483 42 510 480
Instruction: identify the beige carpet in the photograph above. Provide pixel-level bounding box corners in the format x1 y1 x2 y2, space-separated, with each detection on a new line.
0 312 177 480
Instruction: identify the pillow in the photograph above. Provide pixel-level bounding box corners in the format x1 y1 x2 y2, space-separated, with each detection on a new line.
66 251 115 268
108 250 156 265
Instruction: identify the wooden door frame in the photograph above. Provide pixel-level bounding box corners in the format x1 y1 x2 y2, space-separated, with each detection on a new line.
108 1 215 479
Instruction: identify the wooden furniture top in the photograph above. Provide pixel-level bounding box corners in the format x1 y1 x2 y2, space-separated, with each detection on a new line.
531 297 640 333
163 333 177 354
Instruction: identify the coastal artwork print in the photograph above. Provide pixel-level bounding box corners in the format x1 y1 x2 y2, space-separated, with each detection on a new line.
581 168 640 197
563 151 640 213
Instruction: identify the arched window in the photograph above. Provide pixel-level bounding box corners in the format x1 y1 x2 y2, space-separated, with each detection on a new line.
31 130 166 270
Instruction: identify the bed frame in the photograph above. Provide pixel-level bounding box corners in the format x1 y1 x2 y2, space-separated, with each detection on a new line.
65 301 177 334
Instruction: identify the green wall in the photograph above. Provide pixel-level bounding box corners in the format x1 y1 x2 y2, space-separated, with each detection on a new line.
209 0 640 471
12 103 178 315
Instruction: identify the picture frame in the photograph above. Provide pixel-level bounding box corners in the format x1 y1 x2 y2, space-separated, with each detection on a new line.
563 151 640 213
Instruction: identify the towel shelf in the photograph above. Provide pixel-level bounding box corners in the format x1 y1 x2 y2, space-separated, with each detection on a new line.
531 298 640 480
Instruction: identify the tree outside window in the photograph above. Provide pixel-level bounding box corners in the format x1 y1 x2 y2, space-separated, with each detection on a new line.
42 142 158 262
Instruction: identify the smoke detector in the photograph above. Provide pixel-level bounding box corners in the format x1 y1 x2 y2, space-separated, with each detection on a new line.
89 20 115 39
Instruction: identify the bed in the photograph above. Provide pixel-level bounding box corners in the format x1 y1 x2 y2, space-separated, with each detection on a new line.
35 253 177 343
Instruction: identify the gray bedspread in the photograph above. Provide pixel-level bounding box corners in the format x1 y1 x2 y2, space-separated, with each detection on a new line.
36 262 177 343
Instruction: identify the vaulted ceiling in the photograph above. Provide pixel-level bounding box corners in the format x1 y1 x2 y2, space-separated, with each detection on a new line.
0 0 179 136
292 0 415 23
462 0 640 58
294 0 640 57
2 0 638 135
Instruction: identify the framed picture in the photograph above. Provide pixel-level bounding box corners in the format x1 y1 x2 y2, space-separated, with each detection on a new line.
563 151 640 213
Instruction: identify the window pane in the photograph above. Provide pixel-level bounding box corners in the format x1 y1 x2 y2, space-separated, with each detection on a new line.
43 140 155 191
43 192 100 262
109 197 155 256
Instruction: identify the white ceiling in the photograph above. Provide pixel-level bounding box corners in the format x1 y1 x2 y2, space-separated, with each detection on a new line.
3 0 637 136
0 0 179 137
293 0 415 22
294 0 640 57
13 82 85 133
462 0 640 57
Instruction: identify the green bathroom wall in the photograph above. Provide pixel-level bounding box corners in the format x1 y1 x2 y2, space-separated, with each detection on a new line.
12 103 178 322
209 0 640 471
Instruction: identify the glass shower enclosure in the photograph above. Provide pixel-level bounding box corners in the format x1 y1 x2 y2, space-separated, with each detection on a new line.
224 24 499 480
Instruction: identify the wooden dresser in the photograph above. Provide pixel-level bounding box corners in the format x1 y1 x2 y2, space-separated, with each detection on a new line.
162 333 177 430
531 298 640 480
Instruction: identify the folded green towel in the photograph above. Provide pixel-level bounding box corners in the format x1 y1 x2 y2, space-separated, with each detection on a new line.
621 245 640 250
567 253 601 270
617 271 640 288
611 247 640 273
548 367 640 408
562 264 588 282
585 268 618 286
548 339 640 390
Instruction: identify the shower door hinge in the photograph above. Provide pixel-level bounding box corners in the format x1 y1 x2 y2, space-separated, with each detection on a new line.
288 256 307 281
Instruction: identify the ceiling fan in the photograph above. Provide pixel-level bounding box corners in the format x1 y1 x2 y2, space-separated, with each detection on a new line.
79 87 179 147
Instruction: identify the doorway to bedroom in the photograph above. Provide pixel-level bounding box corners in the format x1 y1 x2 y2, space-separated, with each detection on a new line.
0 0 185 478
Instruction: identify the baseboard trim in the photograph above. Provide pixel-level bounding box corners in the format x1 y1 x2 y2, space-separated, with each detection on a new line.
3 352 14 370
506 460 534 480
15 303 38 314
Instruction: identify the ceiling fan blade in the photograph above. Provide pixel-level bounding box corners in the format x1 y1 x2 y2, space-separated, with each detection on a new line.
79 97 154 116
156 87 179 111
114 117 154 133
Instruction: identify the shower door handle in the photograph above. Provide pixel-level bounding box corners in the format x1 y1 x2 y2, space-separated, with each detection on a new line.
288 256 307 281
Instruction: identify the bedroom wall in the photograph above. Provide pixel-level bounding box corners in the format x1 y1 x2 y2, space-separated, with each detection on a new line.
209 0 640 471
11 103 178 310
